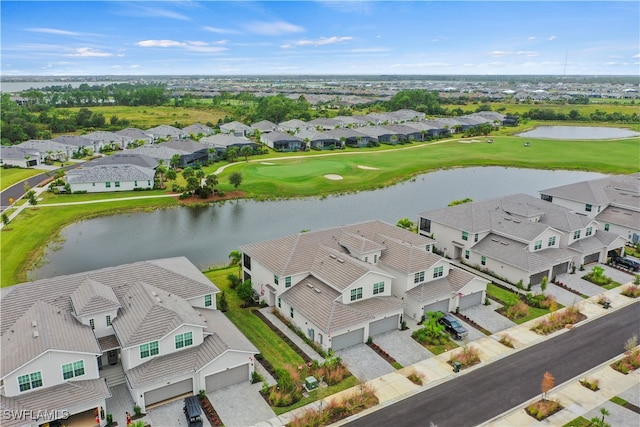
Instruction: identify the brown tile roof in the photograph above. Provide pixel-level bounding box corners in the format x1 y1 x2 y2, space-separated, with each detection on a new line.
98 335 120 352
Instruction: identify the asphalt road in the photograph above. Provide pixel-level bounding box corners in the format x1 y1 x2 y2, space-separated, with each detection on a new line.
347 302 640 427
0 163 82 211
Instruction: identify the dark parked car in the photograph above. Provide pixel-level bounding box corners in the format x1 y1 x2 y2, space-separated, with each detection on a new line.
183 396 203 427
615 257 640 272
438 312 468 340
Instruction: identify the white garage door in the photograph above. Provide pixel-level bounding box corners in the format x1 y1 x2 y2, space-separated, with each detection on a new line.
144 378 193 406
369 315 399 336
459 292 483 310
584 252 599 264
205 364 249 392
331 328 364 351
423 299 449 315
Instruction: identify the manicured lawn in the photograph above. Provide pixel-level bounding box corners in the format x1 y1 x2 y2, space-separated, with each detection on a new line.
271 375 359 416
38 189 171 204
424 340 459 355
486 284 558 324
1 197 177 286
561 416 591 427
203 267 305 369
0 168 43 191
210 136 639 198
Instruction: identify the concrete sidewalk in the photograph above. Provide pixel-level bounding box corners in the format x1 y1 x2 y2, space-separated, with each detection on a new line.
266 286 639 427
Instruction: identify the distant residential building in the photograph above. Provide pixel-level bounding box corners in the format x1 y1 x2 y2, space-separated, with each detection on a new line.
0 146 41 168
219 121 254 137
66 164 156 192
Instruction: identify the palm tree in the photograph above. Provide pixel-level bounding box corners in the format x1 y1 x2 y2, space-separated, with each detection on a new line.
228 250 242 277
156 165 167 189
205 174 218 191
226 147 239 162
240 145 253 161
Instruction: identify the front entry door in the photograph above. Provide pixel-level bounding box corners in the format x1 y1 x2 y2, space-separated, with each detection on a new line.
107 350 118 365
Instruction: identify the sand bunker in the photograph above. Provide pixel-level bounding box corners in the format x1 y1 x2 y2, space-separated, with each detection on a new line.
357 165 379 170
459 139 481 144
324 174 343 180
260 162 275 165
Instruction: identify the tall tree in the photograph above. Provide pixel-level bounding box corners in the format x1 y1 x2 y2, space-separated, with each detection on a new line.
541 371 554 401
240 145 253 161
229 172 243 191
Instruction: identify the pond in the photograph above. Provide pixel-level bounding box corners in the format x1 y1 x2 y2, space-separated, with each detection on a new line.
30 167 607 280
517 126 640 140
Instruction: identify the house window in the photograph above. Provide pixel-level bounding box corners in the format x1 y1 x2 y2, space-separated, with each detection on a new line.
350 287 363 301
147 180 151 186
373 282 384 295
573 230 581 240
106 315 111 326
134 181 138 187
364 256 368 263
585 204 592 212
115 181 120 188
89 319 95 330
548 236 556 247
420 218 431 233
374 254 378 263
481 256 486 266
243 253 251 270
175 332 193 349
462 231 469 241
534 240 542 250
414 271 425 283
274 275 279 285
604 223 610 231
140 341 159 359
433 266 444 278
278 297 281 308
285 276 292 288
474 234 479 243
290 307 294 318
18 372 43 392
465 250 470 259
204 294 212 307
105 182 111 188
586 227 593 237
62 361 85 380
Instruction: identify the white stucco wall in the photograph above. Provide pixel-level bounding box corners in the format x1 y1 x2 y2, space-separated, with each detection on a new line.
4 351 99 397
69 179 152 193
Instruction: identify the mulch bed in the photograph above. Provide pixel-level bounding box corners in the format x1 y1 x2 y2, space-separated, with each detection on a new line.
366 341 398 366
199 395 224 426
452 312 492 335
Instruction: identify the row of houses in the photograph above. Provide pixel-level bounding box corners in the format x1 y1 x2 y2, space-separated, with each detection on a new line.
0 257 258 426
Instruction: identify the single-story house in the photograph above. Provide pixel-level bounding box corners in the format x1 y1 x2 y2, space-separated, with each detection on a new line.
355 126 403 145
200 135 258 157
16 139 75 162
53 135 99 154
0 257 257 424
239 220 488 351
332 116 369 128
115 128 154 145
260 131 305 152
0 146 41 168
219 121 254 137
418 193 627 287
182 123 215 137
295 129 340 150
307 118 342 131
85 153 159 170
385 109 426 122
277 119 311 134
324 128 372 148
251 120 278 134
145 125 185 141
157 140 210 167
83 131 131 151
66 164 156 192
382 124 424 142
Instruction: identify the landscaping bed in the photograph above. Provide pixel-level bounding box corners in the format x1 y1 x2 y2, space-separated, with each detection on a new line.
198 394 224 426
530 306 586 335
525 399 563 421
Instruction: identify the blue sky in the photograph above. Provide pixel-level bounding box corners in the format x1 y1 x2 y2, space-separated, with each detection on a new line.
1 1 638 76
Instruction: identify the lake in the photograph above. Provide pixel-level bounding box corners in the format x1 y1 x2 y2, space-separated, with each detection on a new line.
517 126 640 140
29 167 608 280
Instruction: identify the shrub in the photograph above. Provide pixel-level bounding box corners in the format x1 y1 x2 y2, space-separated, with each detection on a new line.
525 399 563 420
449 345 481 368
133 405 142 416
579 378 600 391
525 293 556 309
405 369 424 386
498 334 515 348
611 348 640 374
531 305 585 335
620 285 640 298
505 300 529 320
251 370 265 384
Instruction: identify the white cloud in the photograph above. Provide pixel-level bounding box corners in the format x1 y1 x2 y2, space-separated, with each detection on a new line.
548 35 557 41
516 51 539 57
528 36 536 41
203 26 240 35
65 47 112 57
26 28 81 36
281 36 352 49
490 51 511 57
490 50 539 58
632 53 640 58
135 39 227 53
247 21 304 36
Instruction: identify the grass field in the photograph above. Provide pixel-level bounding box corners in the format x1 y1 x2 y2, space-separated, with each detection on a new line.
209 135 640 198
55 105 226 130
1 197 177 286
487 102 639 117
0 168 44 191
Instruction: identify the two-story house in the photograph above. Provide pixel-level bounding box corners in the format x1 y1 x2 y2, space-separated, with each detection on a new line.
0 257 257 426
239 220 488 351
539 173 640 244
418 194 627 287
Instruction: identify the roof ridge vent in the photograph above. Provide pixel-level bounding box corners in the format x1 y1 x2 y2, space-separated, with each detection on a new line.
307 283 314 288
314 288 321 293
33 330 39 338
31 321 37 328
337 258 344 263
329 254 337 259
500 241 509 245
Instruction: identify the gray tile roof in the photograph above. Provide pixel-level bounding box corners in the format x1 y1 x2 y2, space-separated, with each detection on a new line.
260 131 304 144
83 131 129 144
0 146 40 160
182 123 214 135
540 173 640 210
280 276 404 334
220 121 252 132
241 220 436 279
310 247 392 292
159 139 208 153
0 379 111 427
338 232 386 254
17 139 74 153
87 153 159 169
70 277 121 316
115 128 154 142
323 128 369 139
53 135 95 148
1 300 101 377
251 120 278 132
112 282 207 348
596 206 640 229
420 193 592 235
66 164 156 184
127 144 187 161
294 129 338 142
145 125 184 138
200 134 253 148
406 267 474 302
